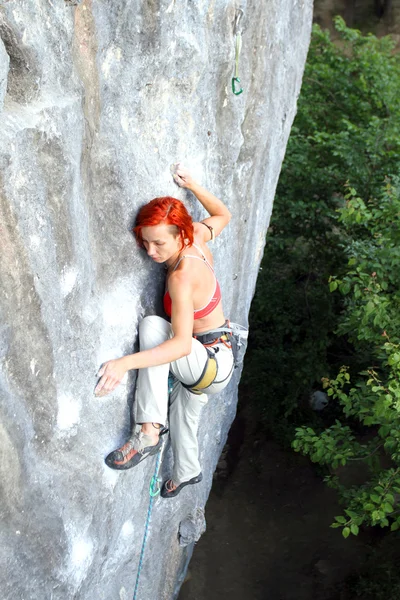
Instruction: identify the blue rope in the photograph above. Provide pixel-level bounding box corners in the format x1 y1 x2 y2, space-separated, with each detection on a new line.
132 446 163 600
132 373 176 600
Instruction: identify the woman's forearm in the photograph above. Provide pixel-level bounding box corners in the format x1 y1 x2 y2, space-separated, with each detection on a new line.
188 181 231 220
95 336 191 396
123 336 191 371
172 164 231 222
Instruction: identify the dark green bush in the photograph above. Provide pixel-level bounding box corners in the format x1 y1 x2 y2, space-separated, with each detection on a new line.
243 17 400 435
242 17 400 530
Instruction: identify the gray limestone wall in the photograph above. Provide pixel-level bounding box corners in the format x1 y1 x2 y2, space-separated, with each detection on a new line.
0 1 313 599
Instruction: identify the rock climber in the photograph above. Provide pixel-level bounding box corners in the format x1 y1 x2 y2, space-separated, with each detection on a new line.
94 164 234 498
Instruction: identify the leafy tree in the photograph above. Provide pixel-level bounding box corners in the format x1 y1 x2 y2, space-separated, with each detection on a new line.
294 180 400 535
243 17 400 537
243 18 400 443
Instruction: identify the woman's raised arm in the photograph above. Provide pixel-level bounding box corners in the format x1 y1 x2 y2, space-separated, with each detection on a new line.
173 164 231 239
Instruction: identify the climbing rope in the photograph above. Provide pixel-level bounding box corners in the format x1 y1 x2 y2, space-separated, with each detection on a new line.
232 8 244 95
132 374 175 600
132 439 165 600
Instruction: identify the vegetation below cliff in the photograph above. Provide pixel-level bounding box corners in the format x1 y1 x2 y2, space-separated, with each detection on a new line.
241 16 400 597
180 15 400 600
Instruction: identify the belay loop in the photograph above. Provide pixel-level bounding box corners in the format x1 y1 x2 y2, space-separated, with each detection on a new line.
232 9 244 96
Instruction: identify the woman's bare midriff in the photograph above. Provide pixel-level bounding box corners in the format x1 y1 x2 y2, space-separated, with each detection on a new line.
192 301 226 334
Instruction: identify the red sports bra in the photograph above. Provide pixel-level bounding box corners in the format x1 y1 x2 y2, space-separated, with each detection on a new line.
163 244 222 320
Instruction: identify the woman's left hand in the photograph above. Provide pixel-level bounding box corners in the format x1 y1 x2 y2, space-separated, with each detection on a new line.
171 163 196 189
94 357 128 397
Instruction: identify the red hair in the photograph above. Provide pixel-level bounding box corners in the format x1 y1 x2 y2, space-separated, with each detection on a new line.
134 197 194 250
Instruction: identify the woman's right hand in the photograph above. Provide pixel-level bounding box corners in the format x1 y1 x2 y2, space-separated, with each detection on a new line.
172 163 196 189
94 357 129 397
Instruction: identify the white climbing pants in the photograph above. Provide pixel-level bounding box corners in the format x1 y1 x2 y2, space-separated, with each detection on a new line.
133 315 234 484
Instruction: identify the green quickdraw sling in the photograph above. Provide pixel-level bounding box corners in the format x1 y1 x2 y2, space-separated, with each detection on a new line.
232 8 244 96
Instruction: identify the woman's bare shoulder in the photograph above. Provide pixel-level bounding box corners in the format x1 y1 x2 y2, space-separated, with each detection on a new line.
191 235 214 262
168 266 195 294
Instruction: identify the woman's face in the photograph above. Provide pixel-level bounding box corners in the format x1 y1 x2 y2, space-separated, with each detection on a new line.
141 224 182 264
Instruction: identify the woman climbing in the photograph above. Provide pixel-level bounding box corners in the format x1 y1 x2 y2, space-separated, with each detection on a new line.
94 164 234 498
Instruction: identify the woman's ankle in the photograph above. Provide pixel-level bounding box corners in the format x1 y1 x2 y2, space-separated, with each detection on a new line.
141 422 161 437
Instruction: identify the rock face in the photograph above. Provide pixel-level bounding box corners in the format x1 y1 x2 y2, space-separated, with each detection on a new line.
0 1 312 599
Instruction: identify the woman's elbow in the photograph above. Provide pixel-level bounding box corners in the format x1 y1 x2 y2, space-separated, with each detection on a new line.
174 337 192 358
180 343 193 357
221 211 232 231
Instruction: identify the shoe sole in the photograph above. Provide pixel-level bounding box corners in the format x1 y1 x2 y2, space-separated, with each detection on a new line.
105 438 162 471
161 473 203 498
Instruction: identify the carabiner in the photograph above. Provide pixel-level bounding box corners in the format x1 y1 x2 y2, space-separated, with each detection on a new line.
233 8 244 35
232 77 243 96
149 475 161 497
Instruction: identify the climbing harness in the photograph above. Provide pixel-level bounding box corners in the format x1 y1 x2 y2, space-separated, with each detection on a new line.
227 322 248 368
196 321 249 369
182 347 219 395
132 375 175 600
232 9 244 95
194 322 231 347
184 320 245 393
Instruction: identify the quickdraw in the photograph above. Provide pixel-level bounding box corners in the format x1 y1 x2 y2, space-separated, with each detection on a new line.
232 9 244 96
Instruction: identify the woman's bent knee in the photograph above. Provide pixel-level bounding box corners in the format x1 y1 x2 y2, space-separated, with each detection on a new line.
139 315 167 328
139 315 171 335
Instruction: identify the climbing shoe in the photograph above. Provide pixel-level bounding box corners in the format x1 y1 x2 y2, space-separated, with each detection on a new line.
105 431 162 470
161 473 203 498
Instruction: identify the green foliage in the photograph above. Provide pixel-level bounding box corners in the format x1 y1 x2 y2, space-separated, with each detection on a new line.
344 534 400 599
350 564 400 600
294 181 400 535
282 16 400 217
242 18 400 534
